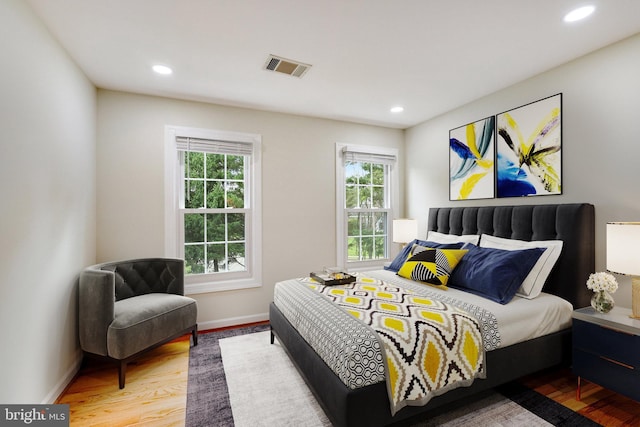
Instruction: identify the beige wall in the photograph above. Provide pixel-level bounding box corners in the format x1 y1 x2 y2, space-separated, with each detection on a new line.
405 33 640 308
0 0 97 404
97 90 404 328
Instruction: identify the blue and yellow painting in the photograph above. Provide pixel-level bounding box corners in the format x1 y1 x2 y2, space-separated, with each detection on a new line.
496 94 562 198
449 116 495 200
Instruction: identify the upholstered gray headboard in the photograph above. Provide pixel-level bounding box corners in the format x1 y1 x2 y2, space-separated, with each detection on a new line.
427 203 595 308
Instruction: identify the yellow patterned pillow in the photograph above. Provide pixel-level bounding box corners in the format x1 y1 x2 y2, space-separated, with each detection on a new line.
397 248 468 289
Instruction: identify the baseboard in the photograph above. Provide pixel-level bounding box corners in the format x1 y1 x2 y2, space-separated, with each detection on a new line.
45 314 268 402
198 312 269 331
42 348 83 404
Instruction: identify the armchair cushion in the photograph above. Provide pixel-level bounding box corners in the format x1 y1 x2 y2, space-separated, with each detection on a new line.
108 293 197 359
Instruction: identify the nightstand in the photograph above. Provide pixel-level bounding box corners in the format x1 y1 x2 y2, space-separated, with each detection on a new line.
572 306 640 401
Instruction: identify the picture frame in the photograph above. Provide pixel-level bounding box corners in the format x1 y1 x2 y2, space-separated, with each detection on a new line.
496 93 562 198
449 115 495 200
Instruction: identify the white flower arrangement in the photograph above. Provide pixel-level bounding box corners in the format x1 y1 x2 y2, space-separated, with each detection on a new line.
586 272 618 293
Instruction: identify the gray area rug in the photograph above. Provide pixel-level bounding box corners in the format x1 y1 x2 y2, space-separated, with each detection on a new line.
185 323 270 427
186 325 600 427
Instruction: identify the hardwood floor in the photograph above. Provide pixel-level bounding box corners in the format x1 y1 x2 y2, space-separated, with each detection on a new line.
57 329 640 426
520 368 640 427
56 337 191 426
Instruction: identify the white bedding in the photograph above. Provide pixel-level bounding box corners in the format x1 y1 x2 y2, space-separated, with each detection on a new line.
368 269 573 348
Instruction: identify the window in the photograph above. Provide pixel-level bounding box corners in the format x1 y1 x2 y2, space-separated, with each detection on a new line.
165 126 262 294
336 144 398 270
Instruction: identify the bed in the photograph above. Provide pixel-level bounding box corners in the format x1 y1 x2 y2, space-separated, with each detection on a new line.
269 203 595 427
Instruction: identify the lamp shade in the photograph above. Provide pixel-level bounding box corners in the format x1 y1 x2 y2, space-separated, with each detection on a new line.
393 219 417 244
606 222 640 276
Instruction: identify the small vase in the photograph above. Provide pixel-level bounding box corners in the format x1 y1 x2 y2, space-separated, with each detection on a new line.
591 290 615 313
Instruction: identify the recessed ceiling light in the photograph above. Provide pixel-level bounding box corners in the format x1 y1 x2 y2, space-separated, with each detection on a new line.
390 106 404 113
152 65 173 75
564 5 595 22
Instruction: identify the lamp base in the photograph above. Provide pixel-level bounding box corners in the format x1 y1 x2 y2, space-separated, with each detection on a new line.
630 276 640 319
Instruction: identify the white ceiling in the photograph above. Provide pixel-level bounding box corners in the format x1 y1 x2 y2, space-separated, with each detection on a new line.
26 0 640 129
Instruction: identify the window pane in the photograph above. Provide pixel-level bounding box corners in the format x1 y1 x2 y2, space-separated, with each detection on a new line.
374 236 387 258
206 181 225 208
228 243 246 271
345 161 361 184
358 186 371 208
206 153 225 179
206 213 225 242
347 237 360 261
374 212 387 234
361 212 374 235
184 244 205 274
360 236 374 260
227 182 244 208
185 180 204 208
347 213 360 236
345 185 358 209
372 163 385 185
187 152 204 178
360 163 373 185
184 214 204 243
372 186 385 208
228 213 245 241
206 243 226 273
227 155 244 180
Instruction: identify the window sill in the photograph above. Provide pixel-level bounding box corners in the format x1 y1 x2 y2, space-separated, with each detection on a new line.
345 261 390 273
185 278 262 295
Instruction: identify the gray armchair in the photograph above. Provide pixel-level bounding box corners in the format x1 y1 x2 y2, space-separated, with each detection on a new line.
79 258 197 388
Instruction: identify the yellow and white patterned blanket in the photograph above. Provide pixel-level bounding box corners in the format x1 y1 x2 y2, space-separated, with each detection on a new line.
304 275 485 415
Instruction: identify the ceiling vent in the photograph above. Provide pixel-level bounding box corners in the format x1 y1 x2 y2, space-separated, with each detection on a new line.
264 55 311 78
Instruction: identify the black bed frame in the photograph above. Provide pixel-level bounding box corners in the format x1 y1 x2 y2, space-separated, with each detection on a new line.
270 203 595 427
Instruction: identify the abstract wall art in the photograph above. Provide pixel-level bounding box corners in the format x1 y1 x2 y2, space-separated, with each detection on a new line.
449 115 495 200
496 93 562 198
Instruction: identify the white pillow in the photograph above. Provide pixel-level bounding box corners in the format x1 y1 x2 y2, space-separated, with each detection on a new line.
427 231 480 245
479 234 563 299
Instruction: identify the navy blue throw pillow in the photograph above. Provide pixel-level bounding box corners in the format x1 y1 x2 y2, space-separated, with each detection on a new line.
448 244 545 304
385 239 464 273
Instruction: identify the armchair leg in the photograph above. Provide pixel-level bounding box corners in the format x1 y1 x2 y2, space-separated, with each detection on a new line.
119 361 127 389
191 326 198 346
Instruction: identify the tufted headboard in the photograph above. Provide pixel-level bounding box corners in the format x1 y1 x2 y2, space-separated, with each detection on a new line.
427 203 595 308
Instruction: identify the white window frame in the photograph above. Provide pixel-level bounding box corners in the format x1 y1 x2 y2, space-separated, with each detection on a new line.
165 125 262 294
335 143 399 271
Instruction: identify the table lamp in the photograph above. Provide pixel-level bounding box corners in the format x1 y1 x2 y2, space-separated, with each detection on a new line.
393 219 418 248
606 222 640 318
